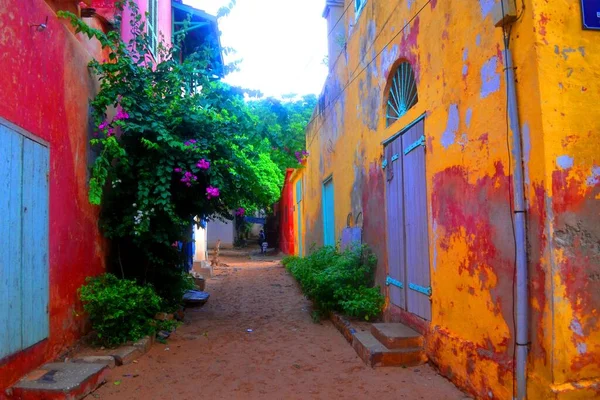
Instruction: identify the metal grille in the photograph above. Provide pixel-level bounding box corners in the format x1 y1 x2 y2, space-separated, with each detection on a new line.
355 0 367 18
386 62 418 127
147 0 159 56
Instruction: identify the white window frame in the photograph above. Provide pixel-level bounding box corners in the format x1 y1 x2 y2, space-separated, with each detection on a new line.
147 0 159 56
355 0 367 20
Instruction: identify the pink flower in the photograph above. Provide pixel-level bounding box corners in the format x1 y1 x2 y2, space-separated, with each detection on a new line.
235 207 245 217
114 109 130 120
196 159 210 170
174 168 182 173
98 121 109 130
106 128 115 137
206 186 220 199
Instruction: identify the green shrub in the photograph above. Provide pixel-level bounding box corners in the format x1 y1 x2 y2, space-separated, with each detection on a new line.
79 273 163 346
285 245 384 321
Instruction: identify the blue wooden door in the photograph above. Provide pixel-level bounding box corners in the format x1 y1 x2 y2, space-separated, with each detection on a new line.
0 122 49 359
322 177 335 246
296 180 303 256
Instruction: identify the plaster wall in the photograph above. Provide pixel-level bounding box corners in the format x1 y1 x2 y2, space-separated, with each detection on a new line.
303 0 600 398
0 0 175 393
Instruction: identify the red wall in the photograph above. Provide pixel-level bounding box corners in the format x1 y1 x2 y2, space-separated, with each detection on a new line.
278 169 295 255
0 0 171 393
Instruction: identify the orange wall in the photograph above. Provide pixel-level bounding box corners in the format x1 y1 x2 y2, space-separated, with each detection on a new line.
302 0 600 398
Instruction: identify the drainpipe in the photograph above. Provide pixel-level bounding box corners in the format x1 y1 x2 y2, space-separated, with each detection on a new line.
504 45 529 400
493 2 528 397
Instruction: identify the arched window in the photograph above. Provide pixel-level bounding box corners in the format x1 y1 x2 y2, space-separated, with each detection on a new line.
386 61 418 127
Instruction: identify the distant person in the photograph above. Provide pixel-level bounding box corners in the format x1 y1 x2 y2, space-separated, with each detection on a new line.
259 229 267 254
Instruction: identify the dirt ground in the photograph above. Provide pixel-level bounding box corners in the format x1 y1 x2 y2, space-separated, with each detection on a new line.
91 254 467 400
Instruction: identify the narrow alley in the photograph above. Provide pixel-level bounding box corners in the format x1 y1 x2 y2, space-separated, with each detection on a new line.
91 253 466 400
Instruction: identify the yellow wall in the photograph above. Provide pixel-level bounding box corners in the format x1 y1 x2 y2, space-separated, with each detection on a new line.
303 0 600 398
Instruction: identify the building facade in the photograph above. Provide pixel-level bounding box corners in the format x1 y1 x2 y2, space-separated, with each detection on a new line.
303 0 600 398
0 0 219 393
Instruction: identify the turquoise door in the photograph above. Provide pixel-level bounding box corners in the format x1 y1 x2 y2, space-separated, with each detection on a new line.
322 177 335 246
296 180 303 256
0 122 49 359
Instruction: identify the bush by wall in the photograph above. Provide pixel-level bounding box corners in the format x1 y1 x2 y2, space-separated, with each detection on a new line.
283 245 384 321
79 273 163 346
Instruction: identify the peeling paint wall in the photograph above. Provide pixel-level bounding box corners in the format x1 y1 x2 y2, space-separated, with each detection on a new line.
303 0 600 398
0 0 173 393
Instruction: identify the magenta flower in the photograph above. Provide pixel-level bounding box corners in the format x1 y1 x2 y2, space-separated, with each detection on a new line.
196 159 210 170
235 207 245 217
206 186 220 199
114 109 130 120
174 168 182 173
184 139 197 146
180 171 197 185
98 121 109 130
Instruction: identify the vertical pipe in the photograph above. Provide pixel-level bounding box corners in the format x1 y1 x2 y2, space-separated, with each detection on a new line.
504 48 528 400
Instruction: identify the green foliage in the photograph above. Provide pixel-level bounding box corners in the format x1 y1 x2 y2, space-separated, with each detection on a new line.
246 95 316 172
59 3 286 298
285 245 384 321
79 274 162 346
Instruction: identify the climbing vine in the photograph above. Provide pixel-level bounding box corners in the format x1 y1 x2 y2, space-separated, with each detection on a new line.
59 1 283 300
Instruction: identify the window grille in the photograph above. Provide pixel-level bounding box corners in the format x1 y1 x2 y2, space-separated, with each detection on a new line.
355 0 367 19
386 61 418 126
148 0 159 55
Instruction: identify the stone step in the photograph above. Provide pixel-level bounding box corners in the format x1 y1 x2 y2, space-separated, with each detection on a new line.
352 331 426 367
371 322 424 349
9 362 108 400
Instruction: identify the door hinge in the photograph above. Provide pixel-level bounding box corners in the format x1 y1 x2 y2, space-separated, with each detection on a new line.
404 134 426 155
382 159 388 169
386 275 404 289
391 153 399 162
409 282 432 296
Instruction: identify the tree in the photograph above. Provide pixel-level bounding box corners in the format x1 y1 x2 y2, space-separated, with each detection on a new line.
246 94 316 172
60 1 283 305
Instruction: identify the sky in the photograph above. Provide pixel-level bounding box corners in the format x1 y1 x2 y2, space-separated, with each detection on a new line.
184 0 329 98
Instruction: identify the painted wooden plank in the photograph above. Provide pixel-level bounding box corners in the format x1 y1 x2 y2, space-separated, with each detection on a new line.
0 125 24 359
296 180 303 257
384 136 406 309
402 120 431 321
322 179 335 246
21 139 50 349
394 137 408 310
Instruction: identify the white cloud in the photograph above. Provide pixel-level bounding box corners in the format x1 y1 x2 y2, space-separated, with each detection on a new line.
184 0 328 97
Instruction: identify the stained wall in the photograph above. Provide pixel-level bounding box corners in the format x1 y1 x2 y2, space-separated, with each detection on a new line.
0 0 173 393
303 0 600 398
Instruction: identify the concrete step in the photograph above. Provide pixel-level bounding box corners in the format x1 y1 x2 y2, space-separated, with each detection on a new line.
371 322 424 349
10 362 108 400
352 331 426 367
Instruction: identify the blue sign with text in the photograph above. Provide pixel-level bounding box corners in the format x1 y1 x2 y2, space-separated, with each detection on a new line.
582 0 600 30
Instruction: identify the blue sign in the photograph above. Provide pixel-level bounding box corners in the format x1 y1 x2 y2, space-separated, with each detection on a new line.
582 0 600 30
244 216 266 225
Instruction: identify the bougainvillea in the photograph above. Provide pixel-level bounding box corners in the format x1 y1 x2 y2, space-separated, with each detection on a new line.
59 2 283 300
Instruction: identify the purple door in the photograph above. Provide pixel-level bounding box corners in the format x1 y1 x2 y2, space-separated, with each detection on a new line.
384 119 431 321
402 120 431 320
384 135 406 309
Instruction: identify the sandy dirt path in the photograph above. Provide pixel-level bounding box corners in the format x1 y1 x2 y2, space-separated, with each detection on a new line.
91 254 467 400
